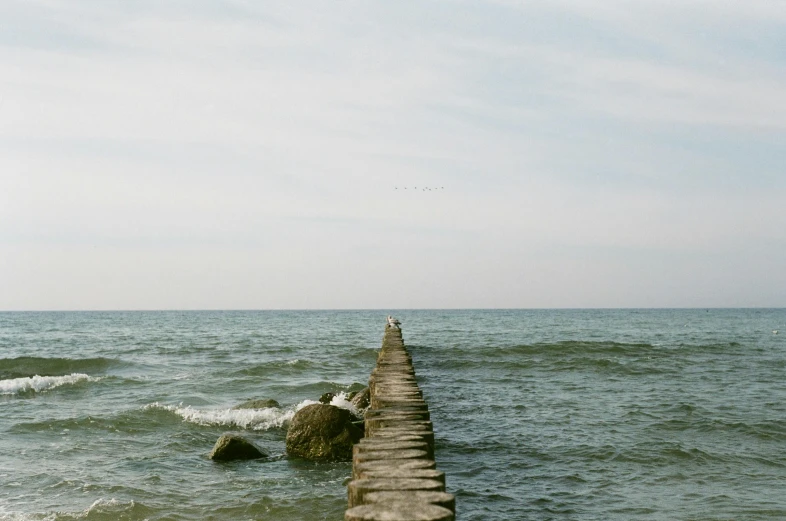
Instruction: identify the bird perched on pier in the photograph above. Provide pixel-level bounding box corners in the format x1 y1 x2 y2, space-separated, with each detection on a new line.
387 315 401 329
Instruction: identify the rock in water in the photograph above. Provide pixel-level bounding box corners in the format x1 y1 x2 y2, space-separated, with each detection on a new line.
350 387 370 411
286 404 363 462
209 434 266 461
319 392 336 404
233 398 280 410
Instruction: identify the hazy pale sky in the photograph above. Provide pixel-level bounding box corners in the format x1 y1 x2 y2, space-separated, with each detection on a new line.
1 0 785 310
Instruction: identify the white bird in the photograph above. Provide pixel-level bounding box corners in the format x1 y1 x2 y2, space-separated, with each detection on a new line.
774 330 779 335
387 315 401 328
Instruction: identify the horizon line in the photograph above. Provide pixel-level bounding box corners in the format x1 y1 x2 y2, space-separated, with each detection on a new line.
1 307 784 313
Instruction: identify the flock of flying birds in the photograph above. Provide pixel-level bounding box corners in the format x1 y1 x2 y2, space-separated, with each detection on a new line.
394 186 445 191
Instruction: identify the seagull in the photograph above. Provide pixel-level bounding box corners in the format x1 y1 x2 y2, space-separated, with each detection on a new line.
387 315 401 328
774 330 780 335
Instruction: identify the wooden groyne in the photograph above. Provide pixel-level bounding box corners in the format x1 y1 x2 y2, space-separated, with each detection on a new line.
345 325 455 521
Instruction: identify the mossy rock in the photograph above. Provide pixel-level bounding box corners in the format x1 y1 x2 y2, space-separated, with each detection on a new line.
209 434 266 461
233 398 280 410
350 387 370 411
285 404 363 462
318 392 335 404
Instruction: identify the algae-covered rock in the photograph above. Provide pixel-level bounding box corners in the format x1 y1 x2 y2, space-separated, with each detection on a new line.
233 398 280 410
285 404 363 462
319 392 336 404
350 387 370 411
209 434 266 461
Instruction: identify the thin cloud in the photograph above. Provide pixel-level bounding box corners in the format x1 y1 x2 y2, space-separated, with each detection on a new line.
1 0 784 309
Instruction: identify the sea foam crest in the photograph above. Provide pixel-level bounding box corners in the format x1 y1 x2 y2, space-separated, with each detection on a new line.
0 514 55 521
0 498 134 521
83 498 136 515
328 391 361 417
0 373 94 395
146 393 359 431
146 399 320 431
0 506 61 521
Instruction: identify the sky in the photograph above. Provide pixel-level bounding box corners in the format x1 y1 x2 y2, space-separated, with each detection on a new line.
1 0 785 310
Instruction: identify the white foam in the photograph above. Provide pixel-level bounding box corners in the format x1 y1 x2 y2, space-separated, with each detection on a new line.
0 499 132 521
0 374 94 395
0 510 55 521
146 399 319 430
82 498 135 516
329 391 361 417
144 392 361 431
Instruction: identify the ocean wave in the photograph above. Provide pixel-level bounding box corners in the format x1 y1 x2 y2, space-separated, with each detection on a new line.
0 374 96 395
499 341 658 356
267 380 362 396
16 497 154 521
327 391 361 418
0 500 147 521
651 415 786 441
445 340 746 370
144 399 317 430
0 357 120 380
545 356 674 376
554 441 717 466
438 353 672 376
73 498 150 520
0 514 44 521
450 340 689 376
144 391 359 430
0 514 55 521
233 358 316 376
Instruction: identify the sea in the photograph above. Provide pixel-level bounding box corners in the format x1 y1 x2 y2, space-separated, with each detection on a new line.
1 309 785 521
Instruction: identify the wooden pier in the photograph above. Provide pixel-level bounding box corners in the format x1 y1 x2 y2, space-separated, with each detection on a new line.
345 325 455 521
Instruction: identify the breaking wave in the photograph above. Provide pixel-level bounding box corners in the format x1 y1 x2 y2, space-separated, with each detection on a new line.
0 498 147 521
144 400 316 430
0 357 120 380
0 374 96 395
144 392 359 431
328 391 361 417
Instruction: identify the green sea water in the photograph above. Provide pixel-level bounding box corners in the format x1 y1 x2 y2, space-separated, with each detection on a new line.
1 309 785 520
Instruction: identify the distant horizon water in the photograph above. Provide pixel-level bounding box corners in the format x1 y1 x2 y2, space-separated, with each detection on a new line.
3 306 785 312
